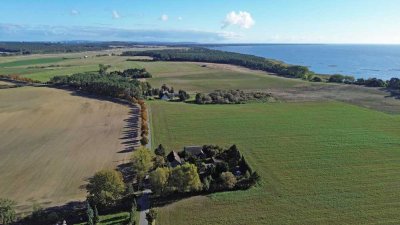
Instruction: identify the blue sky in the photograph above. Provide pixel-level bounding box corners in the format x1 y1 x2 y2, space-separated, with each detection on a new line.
1 0 400 43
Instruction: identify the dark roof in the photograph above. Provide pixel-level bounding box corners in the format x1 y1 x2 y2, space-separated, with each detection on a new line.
184 146 204 156
167 151 182 164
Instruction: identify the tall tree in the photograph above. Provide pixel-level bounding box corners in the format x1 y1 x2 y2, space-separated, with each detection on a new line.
169 163 202 192
86 170 126 208
93 205 100 224
154 144 166 157
128 202 136 225
131 147 154 180
149 167 170 195
86 202 94 225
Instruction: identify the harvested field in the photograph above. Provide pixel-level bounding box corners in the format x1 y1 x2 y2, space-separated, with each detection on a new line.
0 87 138 212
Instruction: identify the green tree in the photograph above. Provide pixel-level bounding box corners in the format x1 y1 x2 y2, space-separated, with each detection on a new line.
170 163 202 192
131 147 154 180
220 172 237 189
98 64 111 75
128 202 136 225
154 144 166 157
86 169 126 208
154 155 166 168
0 198 17 225
178 90 190 101
86 202 94 225
149 167 170 195
93 205 100 224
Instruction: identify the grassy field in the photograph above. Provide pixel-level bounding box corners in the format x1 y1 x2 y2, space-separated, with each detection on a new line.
0 57 66 68
149 100 400 225
0 87 133 212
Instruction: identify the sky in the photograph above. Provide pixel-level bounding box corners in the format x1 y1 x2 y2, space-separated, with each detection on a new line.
1 0 400 44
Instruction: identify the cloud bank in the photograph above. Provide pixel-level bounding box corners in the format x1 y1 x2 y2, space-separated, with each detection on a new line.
222 11 255 29
0 24 236 42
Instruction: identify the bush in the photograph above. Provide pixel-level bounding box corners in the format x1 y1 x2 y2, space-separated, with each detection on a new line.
220 172 237 189
140 136 149 146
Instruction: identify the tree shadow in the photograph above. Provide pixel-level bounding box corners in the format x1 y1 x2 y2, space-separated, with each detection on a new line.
382 87 400 99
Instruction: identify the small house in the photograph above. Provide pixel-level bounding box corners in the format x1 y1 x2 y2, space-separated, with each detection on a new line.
167 151 182 167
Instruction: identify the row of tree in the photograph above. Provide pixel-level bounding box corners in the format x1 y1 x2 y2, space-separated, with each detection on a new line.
122 48 312 79
327 74 400 89
110 68 152 79
138 100 149 146
195 90 274 104
0 74 41 83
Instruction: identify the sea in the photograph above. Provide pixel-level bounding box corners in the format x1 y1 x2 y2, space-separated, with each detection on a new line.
209 44 400 80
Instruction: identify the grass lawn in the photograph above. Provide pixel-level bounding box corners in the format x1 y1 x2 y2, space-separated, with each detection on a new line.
74 212 130 225
149 100 400 225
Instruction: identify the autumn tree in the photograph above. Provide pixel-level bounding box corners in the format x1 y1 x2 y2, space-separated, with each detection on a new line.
220 172 237 189
86 169 126 208
131 147 154 180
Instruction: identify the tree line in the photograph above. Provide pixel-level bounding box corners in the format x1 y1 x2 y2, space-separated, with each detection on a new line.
327 74 400 89
122 48 312 79
195 89 274 104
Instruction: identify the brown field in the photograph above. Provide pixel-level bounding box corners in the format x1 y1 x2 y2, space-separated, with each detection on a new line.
0 87 135 212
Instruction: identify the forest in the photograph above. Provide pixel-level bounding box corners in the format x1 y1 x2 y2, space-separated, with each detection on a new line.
122 48 311 79
50 72 149 100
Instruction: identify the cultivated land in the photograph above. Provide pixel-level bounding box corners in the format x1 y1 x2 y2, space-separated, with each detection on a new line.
0 87 134 212
149 101 400 225
2 50 400 224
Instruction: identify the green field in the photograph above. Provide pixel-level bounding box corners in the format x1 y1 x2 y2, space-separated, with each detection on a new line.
149 100 400 225
0 57 66 68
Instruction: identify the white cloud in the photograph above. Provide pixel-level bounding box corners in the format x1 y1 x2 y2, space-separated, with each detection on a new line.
178 16 183 21
160 14 168 21
222 11 255 29
112 10 120 19
70 9 79 16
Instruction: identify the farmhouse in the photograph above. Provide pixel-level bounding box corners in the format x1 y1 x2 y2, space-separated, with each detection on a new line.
167 151 182 167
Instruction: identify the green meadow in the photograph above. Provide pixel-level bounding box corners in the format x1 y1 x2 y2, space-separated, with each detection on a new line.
149 100 400 225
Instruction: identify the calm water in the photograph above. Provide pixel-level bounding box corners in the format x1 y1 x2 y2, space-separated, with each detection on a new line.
210 45 400 80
